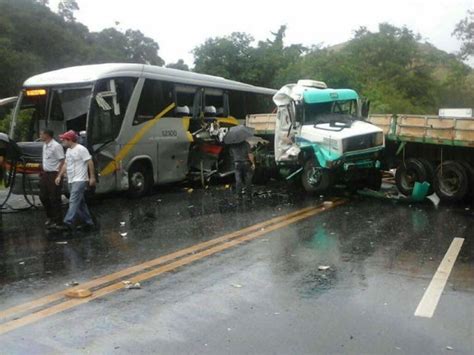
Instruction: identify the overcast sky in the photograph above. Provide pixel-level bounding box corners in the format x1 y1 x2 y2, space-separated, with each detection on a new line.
50 0 473 66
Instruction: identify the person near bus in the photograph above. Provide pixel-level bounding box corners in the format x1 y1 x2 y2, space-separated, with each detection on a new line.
39 129 65 228
55 130 96 231
229 141 255 197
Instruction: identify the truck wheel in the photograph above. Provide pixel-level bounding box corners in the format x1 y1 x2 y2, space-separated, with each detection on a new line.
301 159 332 193
128 162 152 198
434 161 468 202
366 169 382 191
395 158 428 196
417 158 435 195
459 161 474 199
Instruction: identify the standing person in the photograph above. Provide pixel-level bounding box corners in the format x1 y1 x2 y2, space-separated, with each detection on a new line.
229 140 255 197
39 129 65 228
55 130 96 231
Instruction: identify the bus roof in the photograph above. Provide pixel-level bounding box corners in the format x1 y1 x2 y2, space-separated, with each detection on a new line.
23 63 277 95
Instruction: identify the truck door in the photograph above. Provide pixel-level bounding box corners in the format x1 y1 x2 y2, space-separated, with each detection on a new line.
275 102 300 163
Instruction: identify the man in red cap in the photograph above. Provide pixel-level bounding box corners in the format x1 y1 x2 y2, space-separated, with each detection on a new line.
55 130 96 231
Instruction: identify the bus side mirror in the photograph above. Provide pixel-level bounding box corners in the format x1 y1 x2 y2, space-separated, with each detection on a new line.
361 99 370 118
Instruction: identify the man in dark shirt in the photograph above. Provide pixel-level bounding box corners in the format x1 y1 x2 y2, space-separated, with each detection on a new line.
229 141 255 197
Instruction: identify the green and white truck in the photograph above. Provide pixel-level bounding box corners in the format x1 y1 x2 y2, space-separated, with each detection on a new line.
246 80 385 193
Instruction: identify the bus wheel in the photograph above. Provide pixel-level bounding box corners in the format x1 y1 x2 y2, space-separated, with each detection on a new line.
301 159 332 194
395 158 428 196
366 169 382 191
128 162 152 198
434 161 468 202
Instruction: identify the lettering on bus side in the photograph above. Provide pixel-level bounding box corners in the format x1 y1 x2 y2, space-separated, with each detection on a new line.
162 129 178 137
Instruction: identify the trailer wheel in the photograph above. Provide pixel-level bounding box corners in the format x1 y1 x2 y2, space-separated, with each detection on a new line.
128 162 153 198
395 158 429 196
434 161 468 202
301 159 332 193
366 169 382 191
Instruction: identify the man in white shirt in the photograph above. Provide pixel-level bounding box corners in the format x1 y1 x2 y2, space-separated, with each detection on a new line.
55 130 96 230
39 129 65 227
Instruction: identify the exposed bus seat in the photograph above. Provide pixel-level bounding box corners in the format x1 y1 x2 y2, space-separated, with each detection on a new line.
204 106 217 118
216 107 226 117
175 105 190 117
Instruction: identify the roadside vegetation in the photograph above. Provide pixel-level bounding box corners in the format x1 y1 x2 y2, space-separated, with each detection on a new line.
0 0 473 116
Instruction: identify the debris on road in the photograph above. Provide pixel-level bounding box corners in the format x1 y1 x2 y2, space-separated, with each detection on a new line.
120 232 128 237
323 201 334 207
19 261 25 265
120 221 126 226
231 284 243 288
187 188 194 193
55 241 68 245
65 281 79 287
65 289 92 298
318 265 330 271
446 346 453 351
123 280 141 289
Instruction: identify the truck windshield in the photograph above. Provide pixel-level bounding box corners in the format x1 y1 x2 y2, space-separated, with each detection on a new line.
11 87 92 142
304 99 357 125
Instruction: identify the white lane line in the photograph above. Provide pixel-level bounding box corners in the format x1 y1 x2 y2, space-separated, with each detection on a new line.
415 237 465 318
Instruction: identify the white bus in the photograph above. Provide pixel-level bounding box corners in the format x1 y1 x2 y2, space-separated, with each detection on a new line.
7 64 276 197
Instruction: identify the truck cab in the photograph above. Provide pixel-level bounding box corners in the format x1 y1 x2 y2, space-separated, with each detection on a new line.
273 80 384 193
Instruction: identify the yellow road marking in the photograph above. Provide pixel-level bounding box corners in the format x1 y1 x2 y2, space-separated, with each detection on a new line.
414 237 464 318
0 199 345 335
0 204 329 320
100 103 177 176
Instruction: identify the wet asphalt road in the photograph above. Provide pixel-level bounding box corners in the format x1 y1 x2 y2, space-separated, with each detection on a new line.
0 183 473 354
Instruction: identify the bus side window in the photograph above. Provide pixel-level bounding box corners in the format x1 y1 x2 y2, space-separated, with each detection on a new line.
229 91 246 120
91 77 137 144
204 88 228 118
175 86 197 118
134 80 174 125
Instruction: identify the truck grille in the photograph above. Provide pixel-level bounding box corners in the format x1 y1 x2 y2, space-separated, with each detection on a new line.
343 133 377 153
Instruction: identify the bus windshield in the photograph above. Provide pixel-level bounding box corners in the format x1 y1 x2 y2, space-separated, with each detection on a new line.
11 87 92 142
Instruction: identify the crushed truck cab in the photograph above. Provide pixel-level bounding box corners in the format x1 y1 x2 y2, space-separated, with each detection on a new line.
248 80 385 193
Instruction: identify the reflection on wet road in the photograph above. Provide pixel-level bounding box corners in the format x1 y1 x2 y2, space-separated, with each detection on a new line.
0 184 473 353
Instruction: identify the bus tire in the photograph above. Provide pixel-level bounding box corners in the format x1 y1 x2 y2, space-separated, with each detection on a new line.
366 169 382 191
301 159 332 194
434 161 469 202
395 158 428 196
128 162 153 198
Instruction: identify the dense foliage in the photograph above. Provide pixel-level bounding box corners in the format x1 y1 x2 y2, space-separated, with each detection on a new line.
0 0 472 115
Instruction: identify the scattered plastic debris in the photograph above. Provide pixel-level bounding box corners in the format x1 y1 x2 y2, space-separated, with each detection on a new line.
123 281 141 289
187 188 194 193
426 194 440 207
231 284 243 288
446 346 453 351
120 232 128 237
120 221 126 226
227 328 232 332
56 241 68 245
188 205 194 208
65 281 79 287
225 184 230 189
18 261 25 265
318 265 330 271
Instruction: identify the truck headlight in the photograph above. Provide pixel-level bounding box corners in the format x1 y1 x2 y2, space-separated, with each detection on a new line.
373 132 384 146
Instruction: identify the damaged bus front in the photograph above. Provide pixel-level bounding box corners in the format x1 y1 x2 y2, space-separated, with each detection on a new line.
273 80 385 193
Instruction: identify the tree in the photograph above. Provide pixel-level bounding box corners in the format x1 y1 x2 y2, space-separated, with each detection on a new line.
453 9 474 59
166 59 189 71
58 0 79 22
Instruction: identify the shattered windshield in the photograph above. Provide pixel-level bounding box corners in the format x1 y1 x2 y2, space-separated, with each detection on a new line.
11 87 92 141
303 99 358 125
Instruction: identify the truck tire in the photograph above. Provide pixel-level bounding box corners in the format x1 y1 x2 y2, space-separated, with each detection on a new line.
366 169 382 191
434 161 468 202
459 161 474 199
395 158 429 196
128 162 153 198
301 159 332 194
418 158 435 195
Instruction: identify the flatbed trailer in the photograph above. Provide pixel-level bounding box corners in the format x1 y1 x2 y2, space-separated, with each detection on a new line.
367 114 474 202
